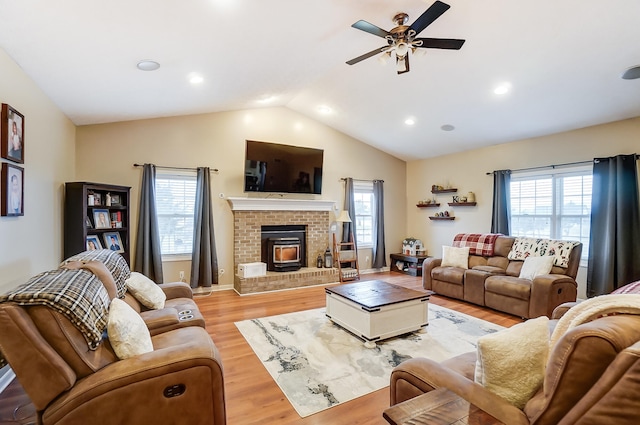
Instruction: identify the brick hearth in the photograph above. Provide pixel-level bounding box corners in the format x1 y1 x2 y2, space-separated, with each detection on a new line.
229 198 338 294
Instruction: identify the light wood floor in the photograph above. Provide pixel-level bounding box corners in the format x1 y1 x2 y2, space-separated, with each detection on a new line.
0 272 522 425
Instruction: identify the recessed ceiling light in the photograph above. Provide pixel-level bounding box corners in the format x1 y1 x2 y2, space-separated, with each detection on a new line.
257 95 277 104
317 105 333 114
188 73 204 84
404 117 416 126
494 82 511 95
622 65 640 80
136 60 160 71
441 124 455 131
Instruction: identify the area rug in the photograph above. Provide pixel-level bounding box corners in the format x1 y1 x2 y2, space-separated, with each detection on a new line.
235 304 504 417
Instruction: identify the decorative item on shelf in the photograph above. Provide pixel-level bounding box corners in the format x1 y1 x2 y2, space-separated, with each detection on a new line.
452 195 459 203
105 192 111 206
444 211 449 217
402 238 423 256
418 200 424 205
460 196 468 202
88 193 95 206
467 191 476 202
434 212 439 217
324 247 333 268
316 253 324 268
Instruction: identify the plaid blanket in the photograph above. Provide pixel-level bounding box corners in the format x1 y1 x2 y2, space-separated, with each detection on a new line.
0 268 110 350
453 233 502 256
62 249 130 298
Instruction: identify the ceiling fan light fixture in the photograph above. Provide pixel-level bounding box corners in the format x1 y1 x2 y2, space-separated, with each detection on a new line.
378 51 392 65
395 42 409 58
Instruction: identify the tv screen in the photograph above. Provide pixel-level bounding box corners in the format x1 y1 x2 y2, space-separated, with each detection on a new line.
244 140 324 194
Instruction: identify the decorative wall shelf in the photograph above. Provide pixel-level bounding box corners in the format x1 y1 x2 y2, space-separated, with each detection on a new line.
416 203 440 208
429 216 455 221
448 202 477 206
432 188 457 194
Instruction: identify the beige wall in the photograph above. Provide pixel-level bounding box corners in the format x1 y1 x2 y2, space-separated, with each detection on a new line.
0 48 77 294
75 107 407 284
406 116 640 298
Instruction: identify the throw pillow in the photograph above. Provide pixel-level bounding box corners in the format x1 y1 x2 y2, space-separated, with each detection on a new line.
611 280 640 294
441 246 470 269
125 272 166 310
474 316 549 409
518 256 554 280
107 298 154 359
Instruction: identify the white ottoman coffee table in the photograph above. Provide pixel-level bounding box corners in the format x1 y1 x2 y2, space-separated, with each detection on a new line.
325 280 432 348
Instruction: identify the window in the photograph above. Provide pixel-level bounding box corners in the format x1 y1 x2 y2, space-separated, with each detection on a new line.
353 181 374 247
155 170 197 257
509 165 592 262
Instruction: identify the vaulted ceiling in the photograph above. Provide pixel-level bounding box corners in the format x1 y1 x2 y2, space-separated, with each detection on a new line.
1 0 639 160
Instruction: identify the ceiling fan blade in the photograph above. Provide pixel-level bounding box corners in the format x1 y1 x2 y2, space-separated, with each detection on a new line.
351 20 390 38
346 46 389 65
409 1 451 35
414 38 465 50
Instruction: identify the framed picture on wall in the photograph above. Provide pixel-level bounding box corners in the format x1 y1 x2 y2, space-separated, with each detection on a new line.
103 232 124 253
1 104 25 164
1 163 24 216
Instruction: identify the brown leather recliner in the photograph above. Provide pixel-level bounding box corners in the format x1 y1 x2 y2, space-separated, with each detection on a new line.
389 309 640 424
0 268 226 425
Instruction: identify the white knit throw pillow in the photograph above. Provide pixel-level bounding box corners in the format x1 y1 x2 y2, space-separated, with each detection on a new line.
475 316 549 409
108 298 154 359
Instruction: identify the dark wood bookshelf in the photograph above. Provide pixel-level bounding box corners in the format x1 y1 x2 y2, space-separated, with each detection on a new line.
64 182 131 264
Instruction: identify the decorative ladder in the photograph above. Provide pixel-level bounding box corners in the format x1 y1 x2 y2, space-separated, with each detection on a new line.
333 232 360 283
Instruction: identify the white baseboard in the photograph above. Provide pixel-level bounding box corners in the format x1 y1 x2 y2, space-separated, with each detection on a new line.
0 366 16 394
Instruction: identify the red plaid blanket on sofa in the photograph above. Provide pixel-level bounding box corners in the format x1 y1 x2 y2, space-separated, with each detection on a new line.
453 233 502 256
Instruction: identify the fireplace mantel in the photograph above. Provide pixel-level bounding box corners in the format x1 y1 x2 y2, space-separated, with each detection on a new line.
227 197 336 212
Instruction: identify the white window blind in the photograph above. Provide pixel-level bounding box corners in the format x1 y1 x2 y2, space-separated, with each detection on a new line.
155 170 197 256
353 181 374 247
510 165 592 262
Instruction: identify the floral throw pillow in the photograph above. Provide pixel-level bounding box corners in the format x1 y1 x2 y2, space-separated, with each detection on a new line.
507 237 580 268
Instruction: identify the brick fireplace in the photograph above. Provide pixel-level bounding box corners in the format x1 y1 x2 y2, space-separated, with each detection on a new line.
228 197 339 294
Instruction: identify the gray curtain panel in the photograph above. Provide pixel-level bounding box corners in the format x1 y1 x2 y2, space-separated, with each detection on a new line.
134 163 164 283
372 180 386 268
190 167 218 288
342 177 356 249
587 154 640 297
491 170 511 235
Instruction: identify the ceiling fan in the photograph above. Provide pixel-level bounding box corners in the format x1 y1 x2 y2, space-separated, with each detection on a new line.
346 1 465 74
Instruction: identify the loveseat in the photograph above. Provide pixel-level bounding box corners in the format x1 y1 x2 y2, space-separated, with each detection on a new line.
422 234 582 318
388 294 640 424
0 250 225 425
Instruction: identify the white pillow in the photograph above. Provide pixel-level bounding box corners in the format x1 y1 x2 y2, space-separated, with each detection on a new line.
519 256 554 280
441 246 470 269
125 272 166 309
108 298 154 359
474 316 549 409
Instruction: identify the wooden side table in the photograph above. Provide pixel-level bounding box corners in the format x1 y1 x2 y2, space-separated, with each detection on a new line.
390 253 431 276
383 388 505 425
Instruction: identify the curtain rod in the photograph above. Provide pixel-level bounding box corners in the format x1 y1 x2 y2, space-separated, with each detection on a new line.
340 177 385 183
485 154 640 175
133 163 219 172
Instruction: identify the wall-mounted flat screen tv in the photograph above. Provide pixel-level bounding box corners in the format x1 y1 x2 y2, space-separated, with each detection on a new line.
244 140 324 194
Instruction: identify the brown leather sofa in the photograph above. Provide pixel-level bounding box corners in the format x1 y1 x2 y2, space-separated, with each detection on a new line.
389 305 640 424
422 236 582 318
0 255 225 425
